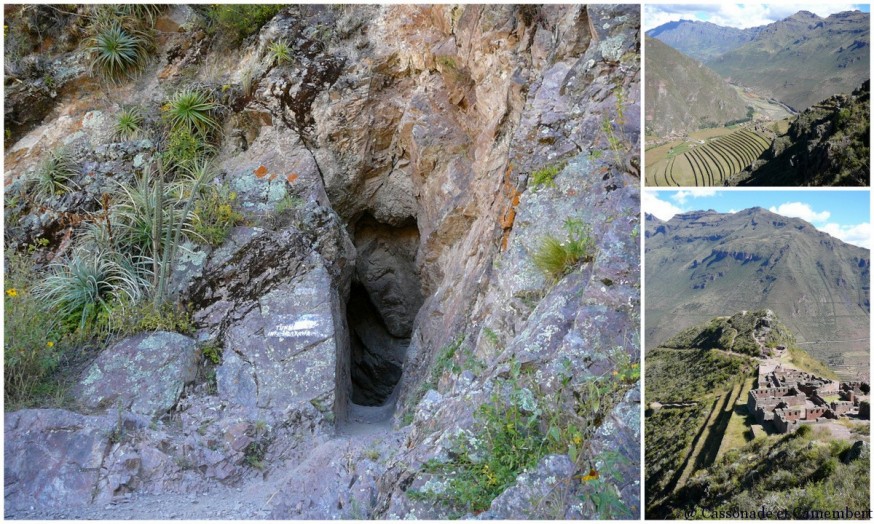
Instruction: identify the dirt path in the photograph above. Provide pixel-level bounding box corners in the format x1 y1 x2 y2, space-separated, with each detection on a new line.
7 404 400 520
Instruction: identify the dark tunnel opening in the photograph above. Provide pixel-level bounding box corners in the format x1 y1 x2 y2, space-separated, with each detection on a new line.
345 215 423 408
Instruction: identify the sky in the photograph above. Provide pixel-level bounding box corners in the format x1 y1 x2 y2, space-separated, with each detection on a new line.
643 189 871 249
644 3 870 31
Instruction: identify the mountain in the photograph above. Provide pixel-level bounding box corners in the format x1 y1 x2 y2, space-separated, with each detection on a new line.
729 81 870 186
706 10 870 112
645 36 749 137
647 19 759 62
645 208 870 380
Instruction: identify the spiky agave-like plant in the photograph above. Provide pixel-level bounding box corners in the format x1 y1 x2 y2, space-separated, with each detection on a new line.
28 149 79 201
164 88 220 138
114 106 145 140
33 250 149 331
87 22 151 83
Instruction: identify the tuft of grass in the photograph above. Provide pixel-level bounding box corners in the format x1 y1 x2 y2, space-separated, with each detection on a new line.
86 22 151 83
530 163 564 189
29 149 79 201
114 106 145 140
268 39 292 65
164 88 220 138
532 217 595 282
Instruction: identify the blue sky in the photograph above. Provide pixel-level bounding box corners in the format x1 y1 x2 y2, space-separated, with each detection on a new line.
643 189 871 249
644 4 870 31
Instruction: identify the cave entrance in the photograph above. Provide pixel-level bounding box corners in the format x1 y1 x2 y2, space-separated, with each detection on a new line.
346 215 423 408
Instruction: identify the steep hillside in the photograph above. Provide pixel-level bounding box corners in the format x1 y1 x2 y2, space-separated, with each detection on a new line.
706 10 870 112
647 19 759 62
645 36 749 137
646 311 868 518
645 208 869 379
729 81 870 186
3 5 641 520
656 421 869 518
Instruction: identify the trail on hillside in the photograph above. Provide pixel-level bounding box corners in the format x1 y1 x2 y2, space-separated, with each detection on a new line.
8 413 401 520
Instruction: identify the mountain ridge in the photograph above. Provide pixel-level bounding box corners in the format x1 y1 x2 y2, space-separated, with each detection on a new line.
645 207 870 380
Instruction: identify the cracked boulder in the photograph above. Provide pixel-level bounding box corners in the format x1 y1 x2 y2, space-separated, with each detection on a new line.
217 263 350 419
74 332 199 419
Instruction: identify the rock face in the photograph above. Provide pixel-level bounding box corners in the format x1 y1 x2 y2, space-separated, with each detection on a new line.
74 332 199 419
217 263 349 418
4 409 113 513
5 4 641 519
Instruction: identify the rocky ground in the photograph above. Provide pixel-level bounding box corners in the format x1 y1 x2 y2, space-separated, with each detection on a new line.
5 5 641 519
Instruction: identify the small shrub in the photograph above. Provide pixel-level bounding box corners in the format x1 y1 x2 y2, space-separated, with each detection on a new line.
114 106 145 140
201 341 222 365
103 299 193 337
206 5 283 44
164 88 220 138
4 254 63 407
268 39 292 65
415 383 546 515
29 149 79 201
86 22 151 83
192 184 244 247
530 163 564 189
164 127 212 169
532 217 595 282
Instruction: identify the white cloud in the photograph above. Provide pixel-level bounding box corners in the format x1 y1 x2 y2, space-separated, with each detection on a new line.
672 188 718 205
645 3 865 31
643 192 684 221
819 222 871 249
768 202 831 223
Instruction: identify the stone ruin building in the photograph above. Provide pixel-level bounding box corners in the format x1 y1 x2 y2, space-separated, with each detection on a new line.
747 364 870 433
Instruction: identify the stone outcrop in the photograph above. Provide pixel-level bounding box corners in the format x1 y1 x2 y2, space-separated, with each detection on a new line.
74 332 199 419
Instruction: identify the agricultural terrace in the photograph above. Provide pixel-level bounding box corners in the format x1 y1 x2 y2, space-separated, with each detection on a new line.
646 128 771 186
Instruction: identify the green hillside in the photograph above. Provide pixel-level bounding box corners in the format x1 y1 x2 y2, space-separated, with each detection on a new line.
656 427 869 519
706 10 870 112
730 81 870 186
647 19 758 62
645 36 749 137
646 312 867 518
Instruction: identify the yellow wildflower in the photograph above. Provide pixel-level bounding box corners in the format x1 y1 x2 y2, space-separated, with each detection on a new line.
46 341 55 348
581 468 599 482
573 435 583 445
6 288 18 298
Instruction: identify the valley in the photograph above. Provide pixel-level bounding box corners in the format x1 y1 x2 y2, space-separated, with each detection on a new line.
644 9 869 186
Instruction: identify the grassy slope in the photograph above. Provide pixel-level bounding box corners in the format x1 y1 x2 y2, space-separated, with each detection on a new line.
645 36 748 137
660 427 869 519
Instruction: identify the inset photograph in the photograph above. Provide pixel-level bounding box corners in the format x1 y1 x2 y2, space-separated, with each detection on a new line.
644 4 870 186
644 190 870 518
